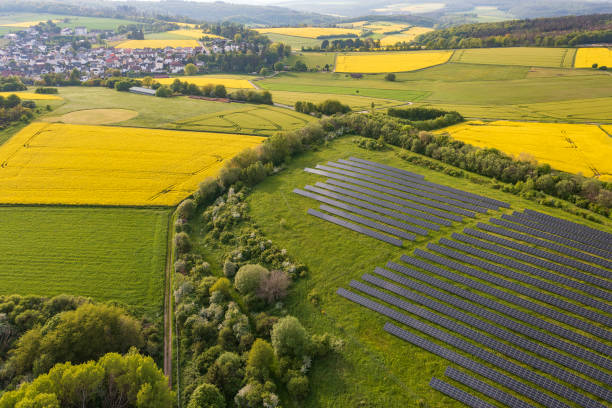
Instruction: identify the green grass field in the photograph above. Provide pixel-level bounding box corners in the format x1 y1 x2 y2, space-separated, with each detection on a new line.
260 66 612 108
0 13 138 30
167 105 314 136
265 33 324 49
39 87 241 128
245 137 611 407
284 52 337 69
270 90 405 111
450 47 571 67
0 206 169 315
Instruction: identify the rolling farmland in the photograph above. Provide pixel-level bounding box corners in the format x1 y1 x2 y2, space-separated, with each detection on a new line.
0 123 264 206
168 104 314 136
254 27 361 38
437 120 612 180
574 47 612 68
114 39 200 49
270 90 404 111
451 47 574 67
380 27 434 46
0 206 168 314
335 51 453 73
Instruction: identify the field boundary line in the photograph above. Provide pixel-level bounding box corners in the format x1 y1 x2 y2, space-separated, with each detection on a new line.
164 207 178 388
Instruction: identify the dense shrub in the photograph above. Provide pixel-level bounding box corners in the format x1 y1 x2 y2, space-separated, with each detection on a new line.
384 73 396 81
34 87 58 94
256 270 290 304
177 198 196 219
295 99 350 116
271 316 309 358
234 264 268 295
187 383 225 408
174 232 192 254
229 90 273 105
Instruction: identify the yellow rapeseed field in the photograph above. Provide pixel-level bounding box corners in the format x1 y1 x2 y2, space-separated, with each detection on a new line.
0 20 54 27
254 27 361 38
437 120 612 181
154 76 254 88
0 123 264 206
115 40 200 49
380 27 434 46
165 29 224 39
335 51 452 73
574 47 612 68
0 92 61 100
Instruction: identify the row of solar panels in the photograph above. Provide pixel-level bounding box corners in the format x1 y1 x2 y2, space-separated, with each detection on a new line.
335 210 611 407
295 158 510 246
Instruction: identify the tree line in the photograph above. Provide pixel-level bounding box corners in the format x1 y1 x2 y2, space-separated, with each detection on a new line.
414 13 612 49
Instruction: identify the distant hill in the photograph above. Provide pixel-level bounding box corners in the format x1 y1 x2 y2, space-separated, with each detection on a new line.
414 13 612 48
0 0 338 26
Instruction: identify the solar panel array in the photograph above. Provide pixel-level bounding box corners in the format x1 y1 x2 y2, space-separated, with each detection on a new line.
293 157 508 246
333 203 612 407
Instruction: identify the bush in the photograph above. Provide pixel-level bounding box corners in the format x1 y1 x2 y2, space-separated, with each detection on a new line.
155 86 173 97
246 339 276 381
34 87 58 94
174 232 192 254
205 352 244 402
287 374 309 399
210 277 231 296
234 264 268 295
256 270 290 303
271 316 309 358
187 383 225 408
177 198 196 219
223 260 238 278
384 73 396 81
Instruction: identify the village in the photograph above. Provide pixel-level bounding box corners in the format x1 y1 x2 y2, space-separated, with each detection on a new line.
0 24 243 79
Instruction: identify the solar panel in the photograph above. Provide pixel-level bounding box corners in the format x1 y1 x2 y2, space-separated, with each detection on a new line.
318 205 416 241
306 208 403 246
523 209 612 243
347 157 510 208
519 210 612 250
405 251 612 357
311 182 454 226
502 213 612 255
320 162 496 210
324 177 481 216
461 229 612 293
444 235 612 311
471 224 612 283
292 188 429 235
430 377 499 408
382 322 569 408
370 266 612 385
425 244 612 340
331 162 489 214
317 179 465 221
351 278 611 401
444 367 536 408
298 185 440 230
337 288 571 408
491 217 612 260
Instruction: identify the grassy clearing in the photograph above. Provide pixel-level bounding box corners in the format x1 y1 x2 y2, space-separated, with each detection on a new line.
284 52 337 69
38 87 239 127
270 90 404 111
451 47 570 67
245 137 611 407
167 105 314 136
44 108 139 125
0 206 169 315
